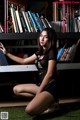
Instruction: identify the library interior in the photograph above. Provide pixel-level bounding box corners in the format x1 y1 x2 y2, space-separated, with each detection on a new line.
0 0 80 120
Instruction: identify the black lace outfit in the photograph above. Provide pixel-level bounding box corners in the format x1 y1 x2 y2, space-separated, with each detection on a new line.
34 47 58 98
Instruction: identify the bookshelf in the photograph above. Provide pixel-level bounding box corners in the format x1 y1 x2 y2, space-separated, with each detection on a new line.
0 0 80 100
3 0 51 33
51 1 80 32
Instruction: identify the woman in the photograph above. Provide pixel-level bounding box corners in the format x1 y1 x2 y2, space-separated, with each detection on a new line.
0 28 58 115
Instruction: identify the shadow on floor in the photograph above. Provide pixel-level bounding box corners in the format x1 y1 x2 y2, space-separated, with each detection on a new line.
32 102 80 120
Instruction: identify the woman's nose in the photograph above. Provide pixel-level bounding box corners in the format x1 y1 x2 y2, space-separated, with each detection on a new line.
41 36 44 41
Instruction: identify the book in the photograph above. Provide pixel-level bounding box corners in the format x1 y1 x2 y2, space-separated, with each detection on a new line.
15 10 23 33
74 17 79 32
31 12 43 31
60 48 69 61
10 6 17 32
28 11 38 32
25 11 35 32
19 11 28 32
40 16 47 28
77 16 80 32
64 47 73 61
0 24 4 33
36 13 45 29
21 10 31 32
65 44 77 62
10 5 19 32
45 18 52 28
57 43 66 61
60 39 80 62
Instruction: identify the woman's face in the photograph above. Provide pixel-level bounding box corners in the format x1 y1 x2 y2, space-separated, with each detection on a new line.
39 30 49 48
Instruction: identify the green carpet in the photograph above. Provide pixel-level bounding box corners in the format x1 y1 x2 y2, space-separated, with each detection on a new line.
0 103 80 120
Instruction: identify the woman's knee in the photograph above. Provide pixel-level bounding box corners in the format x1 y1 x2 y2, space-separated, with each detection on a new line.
25 105 35 116
13 86 19 95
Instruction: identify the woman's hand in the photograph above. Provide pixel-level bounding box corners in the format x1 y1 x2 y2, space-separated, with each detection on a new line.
0 42 7 54
36 87 43 96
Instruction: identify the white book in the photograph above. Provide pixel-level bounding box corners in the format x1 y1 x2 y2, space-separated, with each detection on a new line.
77 17 80 32
10 7 17 32
15 10 23 33
0 25 4 32
45 18 52 28
22 10 31 32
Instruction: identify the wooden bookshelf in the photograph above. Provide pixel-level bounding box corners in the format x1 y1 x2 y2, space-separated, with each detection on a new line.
0 0 80 100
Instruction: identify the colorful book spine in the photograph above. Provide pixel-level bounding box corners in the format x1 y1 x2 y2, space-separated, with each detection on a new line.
36 13 45 29
27 11 38 32
25 11 35 32
31 12 42 31
57 43 66 61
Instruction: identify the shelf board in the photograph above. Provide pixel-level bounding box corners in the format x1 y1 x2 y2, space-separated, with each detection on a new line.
0 65 38 72
57 32 80 40
0 33 39 40
57 63 80 70
0 63 80 73
6 45 38 48
0 32 80 40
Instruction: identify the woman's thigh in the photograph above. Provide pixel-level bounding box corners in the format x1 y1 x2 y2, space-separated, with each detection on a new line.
26 91 55 115
13 84 39 94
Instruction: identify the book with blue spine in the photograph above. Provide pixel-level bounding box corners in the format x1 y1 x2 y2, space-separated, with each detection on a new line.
36 13 46 29
27 11 38 32
57 43 66 61
31 12 43 31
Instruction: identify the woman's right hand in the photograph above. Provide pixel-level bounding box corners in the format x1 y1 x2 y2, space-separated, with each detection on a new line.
0 42 7 54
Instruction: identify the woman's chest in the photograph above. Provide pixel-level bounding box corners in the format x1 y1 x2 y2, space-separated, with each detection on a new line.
36 54 48 69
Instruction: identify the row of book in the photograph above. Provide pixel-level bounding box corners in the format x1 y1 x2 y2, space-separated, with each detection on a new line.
52 2 80 32
50 16 80 33
57 38 80 62
8 3 51 33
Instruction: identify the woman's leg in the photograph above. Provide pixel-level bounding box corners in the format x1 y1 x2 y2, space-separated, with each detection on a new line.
25 91 55 115
13 84 39 98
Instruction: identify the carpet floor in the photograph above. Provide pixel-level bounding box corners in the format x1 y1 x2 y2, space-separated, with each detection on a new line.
0 102 80 120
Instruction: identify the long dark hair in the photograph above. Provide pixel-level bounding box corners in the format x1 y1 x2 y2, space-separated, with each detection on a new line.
37 27 57 53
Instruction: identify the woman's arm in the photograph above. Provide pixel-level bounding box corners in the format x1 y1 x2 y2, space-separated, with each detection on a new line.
0 42 37 64
37 59 56 94
6 53 37 64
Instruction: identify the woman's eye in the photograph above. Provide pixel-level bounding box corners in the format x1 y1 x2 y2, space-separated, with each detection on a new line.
45 36 48 39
